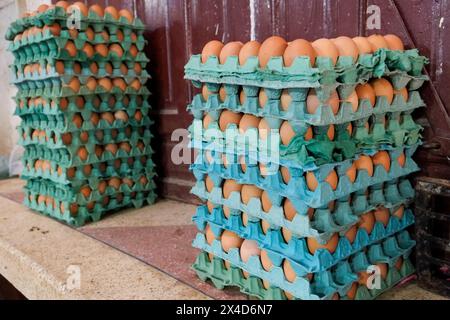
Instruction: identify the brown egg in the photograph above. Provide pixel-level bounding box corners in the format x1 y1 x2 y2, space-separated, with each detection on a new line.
79 131 89 143
376 263 388 279
239 114 260 133
109 177 122 190
113 78 127 91
87 63 99 75
85 77 97 91
346 162 357 183
393 205 405 219
80 185 92 198
384 34 404 51
306 89 340 115
64 40 77 57
67 2 89 16
100 30 110 41
69 28 79 38
239 41 261 65
260 250 273 271
85 27 95 41
95 44 109 58
221 230 243 252
130 79 142 91
241 185 262 205
332 36 359 62
77 147 88 161
61 133 72 145
73 62 82 74
105 143 118 155
261 191 272 212
90 112 100 126
345 225 358 244
358 211 375 234
115 110 129 122
219 41 243 64
355 83 376 107
306 170 338 191
258 36 288 68
283 259 297 283
279 121 295 145
307 233 339 254
120 63 128 75
374 207 390 227
101 112 114 125
240 239 261 263
218 110 242 131
344 90 359 112
110 44 124 58
395 257 404 270
81 44 94 60
347 282 358 300
311 38 339 66
201 40 224 63
104 63 113 74
222 179 242 198
119 9 134 23
394 87 409 102
129 45 138 57
204 225 216 245
283 39 316 67
283 199 297 221
327 125 335 141
98 78 112 91
104 6 119 19
281 166 291 184
134 63 142 75
367 35 389 51
204 175 215 193
370 78 394 104
355 155 374 177
89 4 104 17
372 151 391 172
397 152 406 167
44 24 61 36
73 113 83 128
37 4 49 13
134 110 143 122
352 37 372 54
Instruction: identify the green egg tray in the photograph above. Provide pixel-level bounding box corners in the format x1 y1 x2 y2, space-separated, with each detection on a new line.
5 6 146 41
192 251 415 300
24 184 156 227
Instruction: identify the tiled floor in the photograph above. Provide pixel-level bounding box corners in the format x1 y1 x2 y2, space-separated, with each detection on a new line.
0 178 446 300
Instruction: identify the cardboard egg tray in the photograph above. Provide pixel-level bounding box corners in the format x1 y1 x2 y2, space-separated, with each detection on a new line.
192 183 413 242
24 186 156 227
189 84 425 126
192 225 415 299
189 117 422 169
5 6 145 41
190 148 418 209
184 49 428 90
193 208 414 275
192 250 415 300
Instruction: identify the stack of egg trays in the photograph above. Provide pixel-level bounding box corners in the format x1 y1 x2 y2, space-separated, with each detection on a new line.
186 49 427 299
7 9 156 227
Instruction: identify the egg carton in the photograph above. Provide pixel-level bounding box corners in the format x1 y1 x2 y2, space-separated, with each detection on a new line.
189 117 422 169
8 25 146 54
184 49 428 91
19 123 152 148
9 34 149 66
11 63 150 89
24 187 156 227
5 5 146 42
23 170 156 205
191 149 418 209
12 58 149 83
192 227 415 297
15 94 150 117
194 203 415 269
193 182 413 242
18 109 152 133
21 134 154 168
189 84 425 126
22 155 156 188
193 251 415 300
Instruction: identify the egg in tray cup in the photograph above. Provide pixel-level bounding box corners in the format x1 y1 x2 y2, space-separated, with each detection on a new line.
185 35 428 300
6 2 156 226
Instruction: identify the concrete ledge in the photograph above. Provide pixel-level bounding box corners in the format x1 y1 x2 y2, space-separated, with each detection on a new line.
0 183 208 300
